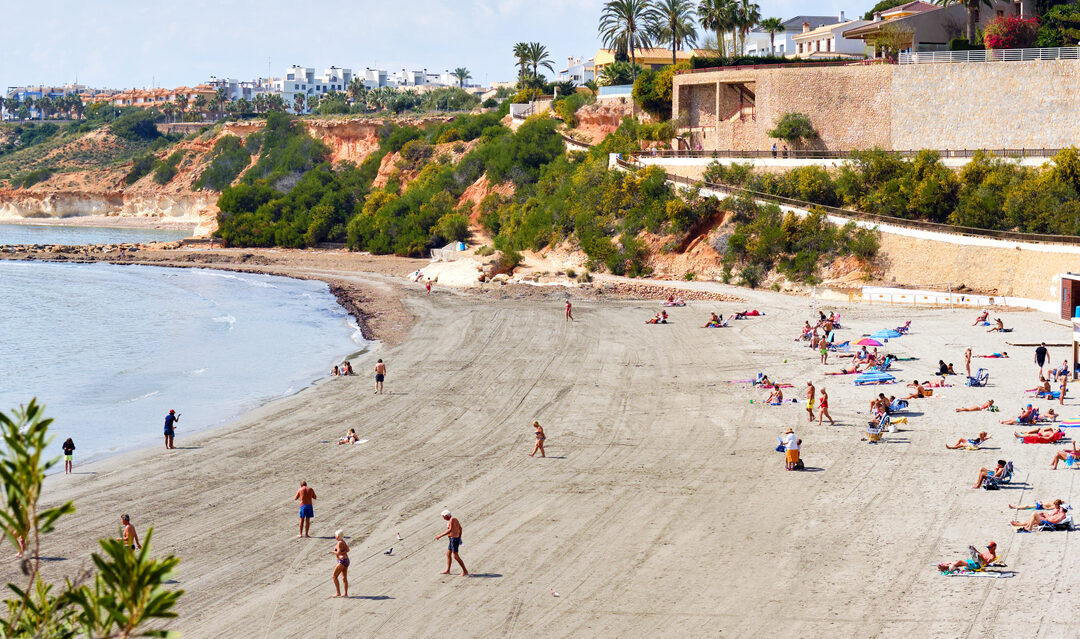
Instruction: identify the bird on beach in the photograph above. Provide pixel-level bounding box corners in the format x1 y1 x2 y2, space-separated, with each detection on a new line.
385 548 393 555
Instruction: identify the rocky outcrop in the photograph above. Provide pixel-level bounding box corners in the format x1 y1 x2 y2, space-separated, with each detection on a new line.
0 189 219 235
572 101 635 143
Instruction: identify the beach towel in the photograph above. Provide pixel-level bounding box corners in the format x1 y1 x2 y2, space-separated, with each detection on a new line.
941 570 1015 578
1022 430 1064 444
854 371 896 386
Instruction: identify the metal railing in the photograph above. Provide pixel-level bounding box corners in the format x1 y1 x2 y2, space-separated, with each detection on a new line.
899 46 1080 65
678 58 893 75
614 155 1080 246
627 147 1069 160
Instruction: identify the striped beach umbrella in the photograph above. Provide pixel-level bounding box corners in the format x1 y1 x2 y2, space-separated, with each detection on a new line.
1061 415 1080 428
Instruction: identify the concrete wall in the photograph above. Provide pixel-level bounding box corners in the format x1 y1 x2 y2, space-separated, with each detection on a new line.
673 59 1080 152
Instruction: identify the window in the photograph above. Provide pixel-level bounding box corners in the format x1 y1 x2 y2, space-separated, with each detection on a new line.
996 9 1004 16
287 74 295 80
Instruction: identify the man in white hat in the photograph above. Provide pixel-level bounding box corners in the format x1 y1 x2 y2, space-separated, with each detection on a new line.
434 510 468 576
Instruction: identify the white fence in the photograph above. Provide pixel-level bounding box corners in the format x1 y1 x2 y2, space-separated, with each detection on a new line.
899 46 1080 65
818 285 1056 313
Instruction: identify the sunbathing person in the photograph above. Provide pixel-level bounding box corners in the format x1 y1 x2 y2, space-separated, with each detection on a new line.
646 311 668 324
1000 404 1036 425
1050 443 1080 469
972 460 1008 489
703 312 723 328
977 351 1009 358
1011 500 1068 531
937 360 949 376
987 318 1005 333
870 393 890 417
946 432 990 449
1044 408 1059 421
955 399 995 412
1031 377 1052 396
903 381 928 399
338 428 359 445
937 542 996 573
766 387 784 405
912 377 950 388
1010 499 1071 511
828 362 867 375
972 310 989 326
1014 426 1060 439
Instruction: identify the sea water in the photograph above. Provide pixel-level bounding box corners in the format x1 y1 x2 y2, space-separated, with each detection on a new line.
0 223 192 246
0 261 366 463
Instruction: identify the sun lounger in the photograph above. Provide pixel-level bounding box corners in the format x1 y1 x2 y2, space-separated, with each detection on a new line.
983 462 1014 490
1021 430 1064 444
1037 514 1075 531
966 368 990 387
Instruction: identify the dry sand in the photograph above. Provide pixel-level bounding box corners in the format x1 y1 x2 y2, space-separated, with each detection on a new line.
6 268 1080 638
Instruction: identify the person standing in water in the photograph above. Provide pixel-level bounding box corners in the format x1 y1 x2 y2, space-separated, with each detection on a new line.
374 359 387 394
529 421 546 457
62 438 75 474
331 529 349 597
163 410 179 449
435 510 468 576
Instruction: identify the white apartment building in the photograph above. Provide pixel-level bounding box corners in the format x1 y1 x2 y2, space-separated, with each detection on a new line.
741 13 847 56
270 65 353 111
792 19 871 57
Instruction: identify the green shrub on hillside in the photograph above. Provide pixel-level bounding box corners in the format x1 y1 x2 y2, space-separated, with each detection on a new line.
109 110 161 141
241 112 329 187
194 136 250 191
12 167 53 188
125 153 158 185
153 150 185 185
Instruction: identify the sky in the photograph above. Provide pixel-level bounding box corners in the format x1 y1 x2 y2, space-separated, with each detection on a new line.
2 0 853 92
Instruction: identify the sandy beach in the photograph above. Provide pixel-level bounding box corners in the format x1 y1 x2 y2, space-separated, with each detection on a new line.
4 256 1080 638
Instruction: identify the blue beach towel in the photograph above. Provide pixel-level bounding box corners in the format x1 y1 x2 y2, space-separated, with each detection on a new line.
854 371 896 385
871 329 902 339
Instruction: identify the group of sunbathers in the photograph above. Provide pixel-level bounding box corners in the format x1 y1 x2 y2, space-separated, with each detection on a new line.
998 403 1057 425
662 296 686 307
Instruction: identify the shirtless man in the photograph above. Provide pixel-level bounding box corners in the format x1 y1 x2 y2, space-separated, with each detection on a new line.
295 481 317 538
938 542 996 572
987 318 1005 333
1012 500 1068 531
435 510 468 576
766 387 784 405
964 347 973 378
374 359 387 395
903 380 928 400
805 382 816 423
118 514 141 550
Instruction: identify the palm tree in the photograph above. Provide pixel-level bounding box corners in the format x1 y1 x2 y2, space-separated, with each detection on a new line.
524 42 555 81
734 0 761 56
599 0 659 84
452 67 472 88
697 0 737 57
513 42 531 83
293 94 306 115
215 88 227 120
267 94 287 113
652 0 698 65
162 102 176 123
758 17 784 56
933 0 993 43
346 77 364 104
175 94 189 121
37 96 53 120
193 95 207 120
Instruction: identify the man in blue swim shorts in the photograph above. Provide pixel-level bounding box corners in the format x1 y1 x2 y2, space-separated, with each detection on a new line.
294 480 317 538
434 510 469 576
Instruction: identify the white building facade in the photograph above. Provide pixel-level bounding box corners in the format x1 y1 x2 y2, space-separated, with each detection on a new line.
270 65 353 111
741 14 847 57
792 19 871 57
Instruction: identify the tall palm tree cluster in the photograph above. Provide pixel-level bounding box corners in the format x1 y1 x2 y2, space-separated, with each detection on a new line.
2 94 86 121
597 0 782 82
512 42 556 87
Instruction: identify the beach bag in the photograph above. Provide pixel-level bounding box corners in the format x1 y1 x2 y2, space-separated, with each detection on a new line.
775 443 786 453
794 458 805 471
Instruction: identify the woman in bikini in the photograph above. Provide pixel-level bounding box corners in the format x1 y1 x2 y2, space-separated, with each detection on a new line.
331 529 349 598
946 431 990 449
955 399 994 412
529 421 546 458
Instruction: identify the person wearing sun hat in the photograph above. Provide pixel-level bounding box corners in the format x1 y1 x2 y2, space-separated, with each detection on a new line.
782 428 799 471
163 409 179 449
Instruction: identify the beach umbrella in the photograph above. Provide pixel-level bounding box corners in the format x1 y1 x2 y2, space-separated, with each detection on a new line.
856 338 883 346
1061 415 1080 428
854 371 896 385
871 329 902 339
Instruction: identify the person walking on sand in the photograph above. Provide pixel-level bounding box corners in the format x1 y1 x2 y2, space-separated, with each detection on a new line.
565 299 573 322
374 359 387 394
1060 374 1068 406
819 341 828 365
965 347 973 378
163 410 179 450
62 437 75 474
435 510 468 576
818 388 835 426
782 428 799 470
295 481 316 538
805 382 816 423
1036 342 1049 379
426 279 432 294
118 514 141 550
529 421 546 457
331 529 349 598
